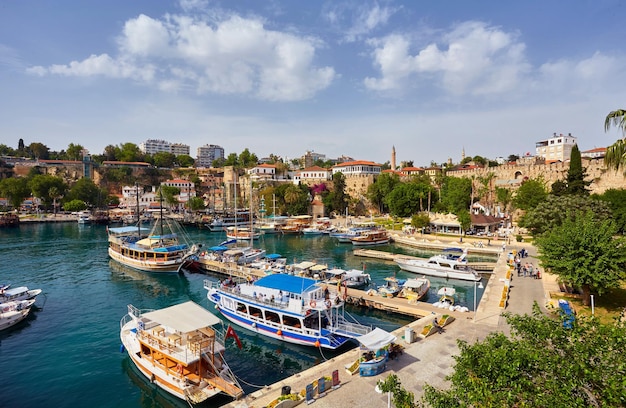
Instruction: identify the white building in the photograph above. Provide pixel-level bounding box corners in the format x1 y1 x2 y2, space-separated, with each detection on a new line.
170 143 190 156
293 165 331 185
197 144 225 167
332 160 381 176
247 164 276 180
140 139 171 155
535 133 578 162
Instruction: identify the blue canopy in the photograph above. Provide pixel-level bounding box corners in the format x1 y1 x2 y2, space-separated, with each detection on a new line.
219 238 237 246
255 274 317 295
265 253 282 260
209 246 228 252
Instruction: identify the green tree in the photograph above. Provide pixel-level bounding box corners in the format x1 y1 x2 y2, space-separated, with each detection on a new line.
367 173 400 213
377 374 416 408
565 144 591 195
118 143 143 162
65 178 100 207
66 143 85 161
239 148 258 168
513 177 547 211
536 211 626 305
603 108 626 173
519 194 612 236
495 187 513 213
187 196 205 211
48 186 62 214
63 199 87 212
423 306 626 407
330 172 348 215
411 212 430 229
456 209 471 231
593 188 626 234
153 151 176 168
0 177 30 209
159 185 181 209
27 142 50 160
176 154 195 167
386 183 422 217
28 175 67 208
224 153 239 167
440 177 471 214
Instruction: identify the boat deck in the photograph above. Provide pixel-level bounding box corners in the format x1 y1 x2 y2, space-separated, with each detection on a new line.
353 249 496 272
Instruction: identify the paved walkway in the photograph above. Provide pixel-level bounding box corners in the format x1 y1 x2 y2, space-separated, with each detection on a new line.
223 239 557 408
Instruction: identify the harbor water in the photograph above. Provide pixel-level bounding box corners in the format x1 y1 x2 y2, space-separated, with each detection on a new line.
0 223 488 408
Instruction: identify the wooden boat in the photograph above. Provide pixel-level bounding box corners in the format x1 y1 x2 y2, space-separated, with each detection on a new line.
350 230 390 246
107 216 200 273
377 277 405 297
398 277 431 303
0 299 36 331
225 227 261 241
120 301 244 404
204 274 372 349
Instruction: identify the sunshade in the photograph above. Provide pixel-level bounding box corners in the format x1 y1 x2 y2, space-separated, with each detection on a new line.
141 301 221 333
356 327 396 351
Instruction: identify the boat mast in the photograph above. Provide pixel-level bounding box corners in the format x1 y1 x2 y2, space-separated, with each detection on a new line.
249 179 253 246
159 187 164 237
136 183 141 236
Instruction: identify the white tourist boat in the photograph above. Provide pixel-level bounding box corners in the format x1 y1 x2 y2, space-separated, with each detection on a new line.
120 301 244 404
0 286 42 303
377 277 405 297
0 298 36 331
394 251 481 282
204 274 372 349
77 210 92 224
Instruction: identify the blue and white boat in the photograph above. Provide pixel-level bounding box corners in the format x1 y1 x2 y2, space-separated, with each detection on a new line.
204 274 372 349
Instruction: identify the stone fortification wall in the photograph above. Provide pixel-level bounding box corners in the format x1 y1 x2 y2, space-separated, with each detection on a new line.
343 174 376 198
447 158 626 194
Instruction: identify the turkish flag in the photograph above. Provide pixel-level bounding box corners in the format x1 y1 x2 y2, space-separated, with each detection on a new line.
225 324 242 349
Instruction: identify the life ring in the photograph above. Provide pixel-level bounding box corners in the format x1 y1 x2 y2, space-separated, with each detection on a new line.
309 300 316 308
325 300 332 309
176 363 183 375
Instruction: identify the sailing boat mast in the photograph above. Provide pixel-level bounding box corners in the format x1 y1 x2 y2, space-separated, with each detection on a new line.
249 179 253 246
135 183 141 236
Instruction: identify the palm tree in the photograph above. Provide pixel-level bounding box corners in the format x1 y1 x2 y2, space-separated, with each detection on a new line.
604 109 626 173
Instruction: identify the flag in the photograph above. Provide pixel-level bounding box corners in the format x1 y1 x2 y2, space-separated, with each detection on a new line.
225 324 242 349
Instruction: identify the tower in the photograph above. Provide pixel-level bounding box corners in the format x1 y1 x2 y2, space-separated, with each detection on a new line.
391 146 396 171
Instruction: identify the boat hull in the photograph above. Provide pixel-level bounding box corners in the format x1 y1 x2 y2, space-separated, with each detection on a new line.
395 259 481 282
108 248 190 273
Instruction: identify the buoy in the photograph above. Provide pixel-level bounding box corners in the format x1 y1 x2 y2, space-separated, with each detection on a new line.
252 322 256 328
277 330 282 336
314 340 321 348
119 344 125 353
310 300 317 308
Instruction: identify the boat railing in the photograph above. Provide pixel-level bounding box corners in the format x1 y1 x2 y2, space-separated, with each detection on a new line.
204 279 293 310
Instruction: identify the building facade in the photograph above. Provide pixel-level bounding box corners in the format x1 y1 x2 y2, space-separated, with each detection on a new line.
196 144 225 168
535 133 578 163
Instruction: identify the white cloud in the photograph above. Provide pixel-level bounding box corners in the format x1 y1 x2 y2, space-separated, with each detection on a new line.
26 12 335 101
364 21 531 96
323 2 398 43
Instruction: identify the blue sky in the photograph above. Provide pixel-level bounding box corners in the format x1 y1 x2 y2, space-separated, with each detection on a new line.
1 0 626 166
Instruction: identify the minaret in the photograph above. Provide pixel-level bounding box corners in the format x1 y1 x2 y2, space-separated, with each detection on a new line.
391 145 397 171
461 147 466 162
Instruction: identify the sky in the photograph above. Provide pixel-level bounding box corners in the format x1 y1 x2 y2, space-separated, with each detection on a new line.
1 0 626 167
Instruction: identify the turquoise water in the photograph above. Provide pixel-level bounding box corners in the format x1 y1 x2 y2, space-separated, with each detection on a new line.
0 223 486 408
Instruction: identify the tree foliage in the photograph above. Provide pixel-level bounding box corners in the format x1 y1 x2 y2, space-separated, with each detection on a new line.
519 194 612 236
423 306 626 408
367 173 400 214
386 183 422 217
535 210 626 305
565 144 591 195
0 177 30 209
513 178 547 211
603 109 626 173
28 175 68 208
593 188 626 234
65 178 104 208
439 176 471 214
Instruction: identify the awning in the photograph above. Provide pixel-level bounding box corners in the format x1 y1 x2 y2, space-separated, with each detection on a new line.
356 327 397 351
141 301 221 333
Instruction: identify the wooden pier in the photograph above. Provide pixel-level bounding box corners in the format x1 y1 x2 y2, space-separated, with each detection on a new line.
353 249 496 272
192 258 474 320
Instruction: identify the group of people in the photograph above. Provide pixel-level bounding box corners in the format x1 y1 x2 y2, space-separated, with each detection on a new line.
514 258 541 279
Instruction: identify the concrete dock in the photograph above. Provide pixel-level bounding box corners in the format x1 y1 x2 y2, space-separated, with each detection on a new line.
221 239 557 408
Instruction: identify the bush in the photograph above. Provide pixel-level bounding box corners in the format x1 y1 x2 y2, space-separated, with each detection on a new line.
516 234 523 242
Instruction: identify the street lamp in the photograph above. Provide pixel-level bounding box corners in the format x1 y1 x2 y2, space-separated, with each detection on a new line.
473 280 484 322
